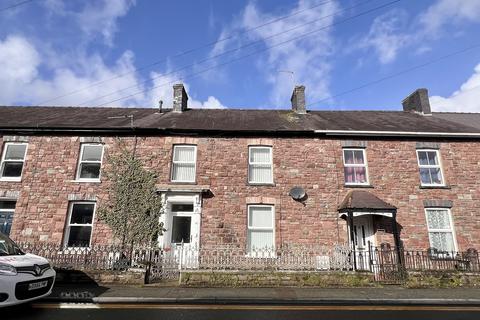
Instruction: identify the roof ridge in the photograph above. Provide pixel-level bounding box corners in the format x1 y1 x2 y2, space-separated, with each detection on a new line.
0 105 158 110
433 111 480 114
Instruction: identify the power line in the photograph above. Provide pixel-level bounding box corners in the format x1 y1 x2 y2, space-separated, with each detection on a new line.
0 0 33 13
85 0 399 107
37 0 338 105
77 0 376 107
305 43 480 108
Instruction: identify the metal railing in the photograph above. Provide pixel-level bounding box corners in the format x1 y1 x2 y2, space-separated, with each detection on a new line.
17 242 352 271
18 243 143 271
17 242 480 282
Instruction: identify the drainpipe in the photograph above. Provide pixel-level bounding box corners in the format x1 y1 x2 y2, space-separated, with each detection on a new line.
348 210 357 271
391 210 404 268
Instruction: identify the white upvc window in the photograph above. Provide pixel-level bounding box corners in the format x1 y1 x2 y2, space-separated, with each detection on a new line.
247 205 275 254
64 202 95 248
425 208 457 253
76 144 104 181
248 146 273 184
0 142 28 181
171 145 197 183
343 148 369 185
417 150 444 186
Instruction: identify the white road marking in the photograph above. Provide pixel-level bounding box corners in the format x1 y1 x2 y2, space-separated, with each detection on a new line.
31 303 480 311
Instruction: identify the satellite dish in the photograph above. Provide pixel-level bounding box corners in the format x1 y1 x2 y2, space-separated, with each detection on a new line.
289 186 306 201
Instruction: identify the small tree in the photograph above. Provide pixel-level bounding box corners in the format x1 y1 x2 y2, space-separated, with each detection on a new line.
97 141 162 247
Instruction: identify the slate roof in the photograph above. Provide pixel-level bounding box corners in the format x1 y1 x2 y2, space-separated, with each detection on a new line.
431 112 480 131
338 191 397 212
0 106 480 135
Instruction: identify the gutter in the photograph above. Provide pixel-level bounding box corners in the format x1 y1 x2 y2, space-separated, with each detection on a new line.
2 127 480 139
314 129 480 138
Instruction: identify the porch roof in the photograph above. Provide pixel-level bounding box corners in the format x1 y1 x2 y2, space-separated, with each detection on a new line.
338 190 397 212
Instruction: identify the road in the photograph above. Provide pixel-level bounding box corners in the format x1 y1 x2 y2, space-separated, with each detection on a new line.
3 303 480 320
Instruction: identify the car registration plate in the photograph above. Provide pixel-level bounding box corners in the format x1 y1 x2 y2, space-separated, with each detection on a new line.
28 280 48 291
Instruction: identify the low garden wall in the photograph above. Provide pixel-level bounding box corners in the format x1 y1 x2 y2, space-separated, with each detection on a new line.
405 271 480 288
180 270 376 288
55 268 145 285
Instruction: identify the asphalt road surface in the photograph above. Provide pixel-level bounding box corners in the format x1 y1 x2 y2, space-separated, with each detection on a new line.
4 303 480 320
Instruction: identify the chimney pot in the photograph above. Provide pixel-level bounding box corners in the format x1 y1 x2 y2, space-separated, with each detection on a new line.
291 85 306 114
173 83 188 112
402 88 431 115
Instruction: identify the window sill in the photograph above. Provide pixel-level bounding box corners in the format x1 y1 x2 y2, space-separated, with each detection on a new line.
0 178 22 182
247 182 276 187
419 185 451 190
169 181 197 185
344 184 374 188
71 179 102 184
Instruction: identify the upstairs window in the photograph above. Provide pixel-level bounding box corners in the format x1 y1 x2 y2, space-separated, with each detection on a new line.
343 148 368 185
417 150 444 186
171 145 196 183
77 144 103 181
64 202 95 248
425 208 456 252
248 146 273 184
247 205 275 253
0 143 27 181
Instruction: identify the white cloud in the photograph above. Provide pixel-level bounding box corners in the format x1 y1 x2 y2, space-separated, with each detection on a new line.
42 0 135 46
77 0 135 46
0 35 227 109
430 63 480 112
420 0 480 34
210 0 338 107
190 96 226 109
357 9 411 64
0 36 41 103
0 36 40 83
358 0 480 64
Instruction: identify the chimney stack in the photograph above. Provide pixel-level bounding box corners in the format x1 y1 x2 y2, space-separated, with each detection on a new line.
402 88 431 115
173 83 188 112
291 85 306 114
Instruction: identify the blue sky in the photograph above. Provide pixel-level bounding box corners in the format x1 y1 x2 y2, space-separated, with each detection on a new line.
0 0 479 112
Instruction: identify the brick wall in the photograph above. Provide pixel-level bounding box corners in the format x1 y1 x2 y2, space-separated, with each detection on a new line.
1 134 479 250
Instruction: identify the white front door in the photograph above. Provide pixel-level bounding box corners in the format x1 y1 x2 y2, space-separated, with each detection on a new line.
161 195 201 269
349 215 375 270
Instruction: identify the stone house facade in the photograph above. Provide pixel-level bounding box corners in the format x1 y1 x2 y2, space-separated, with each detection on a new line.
1 85 479 258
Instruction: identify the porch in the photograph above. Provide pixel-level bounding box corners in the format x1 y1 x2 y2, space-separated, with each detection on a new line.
338 190 402 273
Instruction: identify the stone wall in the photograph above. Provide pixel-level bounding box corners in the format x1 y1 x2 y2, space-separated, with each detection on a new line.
180 270 376 287
55 268 145 285
1 134 480 250
405 271 480 288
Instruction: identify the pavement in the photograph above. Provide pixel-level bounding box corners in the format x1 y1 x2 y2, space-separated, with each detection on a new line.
43 284 480 305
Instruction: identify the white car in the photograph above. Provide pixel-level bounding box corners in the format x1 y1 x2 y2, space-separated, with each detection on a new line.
0 232 56 307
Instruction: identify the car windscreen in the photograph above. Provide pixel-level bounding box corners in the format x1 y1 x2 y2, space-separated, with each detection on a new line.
0 232 24 256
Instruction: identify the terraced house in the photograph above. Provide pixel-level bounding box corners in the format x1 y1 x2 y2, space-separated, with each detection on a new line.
1 84 480 267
